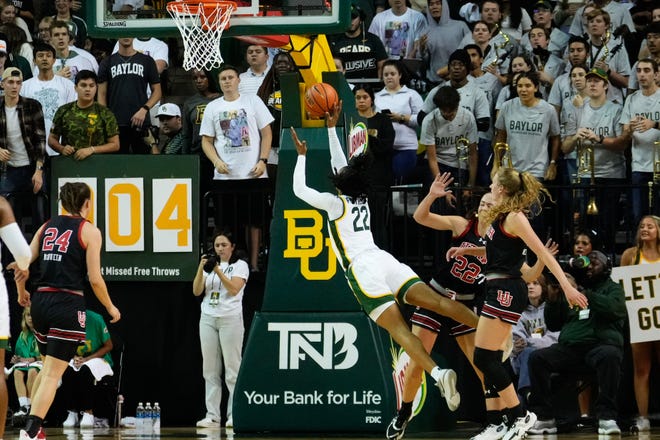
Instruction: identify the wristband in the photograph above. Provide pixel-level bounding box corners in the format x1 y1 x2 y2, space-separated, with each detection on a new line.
260 158 268 164
550 160 556 164
141 105 150 112
599 134 604 144
91 146 95 153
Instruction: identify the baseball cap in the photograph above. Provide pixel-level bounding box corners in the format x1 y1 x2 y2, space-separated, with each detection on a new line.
0 39 7 55
2 67 23 81
534 0 552 11
156 103 181 118
350 3 364 20
585 67 608 82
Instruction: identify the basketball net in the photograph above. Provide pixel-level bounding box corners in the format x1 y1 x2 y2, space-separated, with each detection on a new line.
166 1 237 71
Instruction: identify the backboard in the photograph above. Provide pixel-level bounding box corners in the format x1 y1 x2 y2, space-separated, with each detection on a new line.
88 0 349 39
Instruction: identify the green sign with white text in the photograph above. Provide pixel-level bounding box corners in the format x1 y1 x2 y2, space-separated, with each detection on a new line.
51 155 200 281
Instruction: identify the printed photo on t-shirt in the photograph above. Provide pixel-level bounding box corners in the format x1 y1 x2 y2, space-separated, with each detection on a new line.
219 109 249 148
385 21 409 58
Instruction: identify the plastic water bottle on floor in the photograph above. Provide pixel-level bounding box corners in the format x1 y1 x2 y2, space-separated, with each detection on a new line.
136 402 145 433
145 402 153 434
153 402 161 434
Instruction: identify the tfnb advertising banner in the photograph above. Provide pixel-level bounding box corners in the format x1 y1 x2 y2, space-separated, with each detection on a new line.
234 312 393 432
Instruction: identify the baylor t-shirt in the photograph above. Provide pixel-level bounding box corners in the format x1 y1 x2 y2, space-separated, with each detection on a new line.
495 97 560 178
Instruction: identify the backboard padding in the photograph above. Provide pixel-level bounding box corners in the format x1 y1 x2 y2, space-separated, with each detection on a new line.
89 0 349 39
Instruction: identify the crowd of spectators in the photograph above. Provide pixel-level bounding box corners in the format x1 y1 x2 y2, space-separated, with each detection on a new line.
327 0 660 255
0 0 658 260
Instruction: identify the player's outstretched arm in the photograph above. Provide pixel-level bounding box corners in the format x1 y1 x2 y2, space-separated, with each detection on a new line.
508 211 588 309
290 127 342 215
325 101 342 128
290 127 307 156
325 102 347 174
414 172 465 234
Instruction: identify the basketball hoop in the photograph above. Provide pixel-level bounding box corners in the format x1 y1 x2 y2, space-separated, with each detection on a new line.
166 1 237 71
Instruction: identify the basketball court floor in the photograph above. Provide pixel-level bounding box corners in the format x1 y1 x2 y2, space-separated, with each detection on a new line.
2 425 658 440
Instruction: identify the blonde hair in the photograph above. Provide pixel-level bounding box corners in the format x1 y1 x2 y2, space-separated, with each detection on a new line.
18 306 36 350
635 215 660 252
481 167 551 226
20 306 31 334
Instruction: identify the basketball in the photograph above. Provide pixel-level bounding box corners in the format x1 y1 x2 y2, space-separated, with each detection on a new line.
304 83 339 118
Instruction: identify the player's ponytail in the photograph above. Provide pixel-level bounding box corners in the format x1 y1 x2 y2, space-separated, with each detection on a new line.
481 168 552 225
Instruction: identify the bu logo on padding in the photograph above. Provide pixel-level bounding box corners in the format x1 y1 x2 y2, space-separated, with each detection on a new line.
267 322 359 370
496 290 513 307
283 209 337 280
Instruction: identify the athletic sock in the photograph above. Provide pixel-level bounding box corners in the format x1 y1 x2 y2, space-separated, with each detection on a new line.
506 404 524 425
486 409 504 426
430 366 442 383
397 401 413 424
25 415 43 438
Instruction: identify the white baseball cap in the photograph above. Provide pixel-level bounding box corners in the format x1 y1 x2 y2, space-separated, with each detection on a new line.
156 103 181 118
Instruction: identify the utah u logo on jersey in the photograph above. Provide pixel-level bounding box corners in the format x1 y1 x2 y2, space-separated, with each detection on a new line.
496 289 513 307
486 225 495 240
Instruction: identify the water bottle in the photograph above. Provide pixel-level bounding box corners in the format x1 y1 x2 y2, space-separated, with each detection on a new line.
136 402 145 433
153 403 161 433
144 402 153 434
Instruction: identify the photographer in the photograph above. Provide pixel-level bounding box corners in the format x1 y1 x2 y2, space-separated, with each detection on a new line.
527 251 627 435
192 231 249 429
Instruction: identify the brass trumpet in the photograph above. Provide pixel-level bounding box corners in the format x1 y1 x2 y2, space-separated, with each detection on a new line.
482 24 511 71
456 137 470 171
576 139 598 215
649 140 660 210
490 142 513 179
598 30 610 64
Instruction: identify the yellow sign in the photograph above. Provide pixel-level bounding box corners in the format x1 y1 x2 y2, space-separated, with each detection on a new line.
283 209 337 280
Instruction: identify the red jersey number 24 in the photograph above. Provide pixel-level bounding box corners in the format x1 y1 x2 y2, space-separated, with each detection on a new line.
42 228 73 253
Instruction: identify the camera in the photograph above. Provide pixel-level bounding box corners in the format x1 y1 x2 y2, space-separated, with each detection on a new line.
203 250 219 272
557 255 590 270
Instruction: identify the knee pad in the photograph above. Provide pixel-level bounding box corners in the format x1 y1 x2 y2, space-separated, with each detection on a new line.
474 347 510 392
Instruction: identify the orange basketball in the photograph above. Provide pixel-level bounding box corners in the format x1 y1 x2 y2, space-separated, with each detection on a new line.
304 83 339 118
